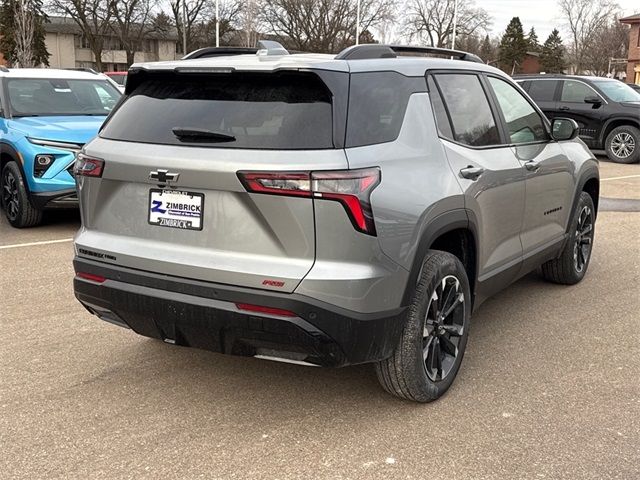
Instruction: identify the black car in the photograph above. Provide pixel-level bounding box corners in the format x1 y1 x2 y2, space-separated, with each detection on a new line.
629 83 640 93
515 75 640 163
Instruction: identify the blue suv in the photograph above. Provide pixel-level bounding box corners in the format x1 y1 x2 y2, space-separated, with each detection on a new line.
0 68 121 227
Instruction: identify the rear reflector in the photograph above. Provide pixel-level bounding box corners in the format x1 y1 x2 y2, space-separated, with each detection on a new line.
237 167 381 235
73 153 104 178
236 303 297 317
76 272 106 283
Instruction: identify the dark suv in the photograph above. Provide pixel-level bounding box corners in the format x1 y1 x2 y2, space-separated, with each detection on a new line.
516 75 640 163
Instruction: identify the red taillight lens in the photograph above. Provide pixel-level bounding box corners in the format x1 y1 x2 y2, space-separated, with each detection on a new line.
73 153 104 178
236 303 297 317
76 272 106 283
237 168 381 235
311 168 380 235
237 172 311 197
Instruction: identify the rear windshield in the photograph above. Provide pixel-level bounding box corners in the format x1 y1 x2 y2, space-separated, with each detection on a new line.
100 72 334 149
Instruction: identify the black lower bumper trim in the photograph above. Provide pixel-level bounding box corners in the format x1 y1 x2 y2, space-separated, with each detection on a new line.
31 188 78 209
73 257 407 367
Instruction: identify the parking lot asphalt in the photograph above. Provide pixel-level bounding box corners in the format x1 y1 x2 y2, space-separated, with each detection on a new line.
1 159 639 480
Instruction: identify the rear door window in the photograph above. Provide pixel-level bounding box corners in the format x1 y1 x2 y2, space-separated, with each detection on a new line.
528 80 559 102
101 72 334 149
433 73 501 147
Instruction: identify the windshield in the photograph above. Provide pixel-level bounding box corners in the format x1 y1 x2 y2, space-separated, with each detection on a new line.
593 80 640 102
7 78 122 116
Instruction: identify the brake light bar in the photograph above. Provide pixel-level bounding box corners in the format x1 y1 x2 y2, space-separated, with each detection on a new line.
73 153 104 178
76 272 106 283
236 303 298 317
237 168 381 235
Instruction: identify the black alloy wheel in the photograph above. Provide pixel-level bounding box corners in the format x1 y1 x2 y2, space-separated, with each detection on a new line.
573 204 593 274
2 167 19 222
423 275 465 382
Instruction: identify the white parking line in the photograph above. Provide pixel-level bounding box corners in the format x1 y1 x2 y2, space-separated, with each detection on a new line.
601 174 640 182
0 238 74 250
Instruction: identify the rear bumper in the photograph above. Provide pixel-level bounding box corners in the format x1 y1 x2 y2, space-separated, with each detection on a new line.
73 257 407 367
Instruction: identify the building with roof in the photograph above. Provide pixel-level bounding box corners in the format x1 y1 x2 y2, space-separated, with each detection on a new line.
620 13 640 85
43 16 180 71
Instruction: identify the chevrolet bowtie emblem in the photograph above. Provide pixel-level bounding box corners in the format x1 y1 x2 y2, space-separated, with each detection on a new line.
149 169 180 185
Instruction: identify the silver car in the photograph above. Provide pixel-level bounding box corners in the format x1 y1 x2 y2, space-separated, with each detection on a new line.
72 42 599 402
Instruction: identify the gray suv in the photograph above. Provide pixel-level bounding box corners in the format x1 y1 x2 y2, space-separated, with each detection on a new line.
72 43 599 402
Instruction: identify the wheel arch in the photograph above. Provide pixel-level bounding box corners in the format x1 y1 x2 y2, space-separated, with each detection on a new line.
0 142 29 194
599 117 640 147
401 209 479 309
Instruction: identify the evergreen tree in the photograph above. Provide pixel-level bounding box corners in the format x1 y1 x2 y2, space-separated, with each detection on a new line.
498 17 528 74
527 27 540 52
540 28 566 73
479 34 496 63
0 0 49 67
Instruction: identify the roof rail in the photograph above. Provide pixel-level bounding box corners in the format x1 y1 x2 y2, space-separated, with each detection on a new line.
335 44 484 64
182 46 258 60
256 40 289 56
64 67 99 74
0 65 9 72
335 44 395 60
390 45 484 63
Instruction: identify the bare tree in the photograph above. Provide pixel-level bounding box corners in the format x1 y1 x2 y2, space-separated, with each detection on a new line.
239 0 259 47
13 0 36 66
407 0 491 48
582 19 629 76
109 0 159 66
169 0 207 52
48 0 112 70
558 0 620 73
260 0 395 53
198 0 243 46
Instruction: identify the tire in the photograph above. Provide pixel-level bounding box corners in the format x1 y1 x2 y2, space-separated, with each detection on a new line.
605 125 640 164
375 251 471 402
541 192 595 285
1 161 43 228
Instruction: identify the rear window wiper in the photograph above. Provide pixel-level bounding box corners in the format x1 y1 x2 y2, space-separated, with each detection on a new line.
172 127 236 142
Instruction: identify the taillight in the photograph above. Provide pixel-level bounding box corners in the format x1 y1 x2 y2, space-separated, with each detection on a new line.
73 153 104 178
238 168 380 235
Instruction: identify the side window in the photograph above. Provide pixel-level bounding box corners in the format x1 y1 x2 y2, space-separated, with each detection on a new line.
488 77 549 144
528 80 558 102
346 72 421 147
426 76 453 139
561 80 596 103
433 73 500 147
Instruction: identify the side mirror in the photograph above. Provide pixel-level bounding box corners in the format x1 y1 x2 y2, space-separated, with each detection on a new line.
552 118 580 141
584 96 602 107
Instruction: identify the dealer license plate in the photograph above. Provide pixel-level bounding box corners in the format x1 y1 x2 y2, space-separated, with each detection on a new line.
148 189 204 231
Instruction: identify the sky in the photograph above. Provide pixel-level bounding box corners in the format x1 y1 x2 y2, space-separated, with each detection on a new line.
482 0 640 40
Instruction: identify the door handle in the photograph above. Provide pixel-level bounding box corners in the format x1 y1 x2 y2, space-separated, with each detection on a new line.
559 106 570 111
459 166 485 180
524 160 541 171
